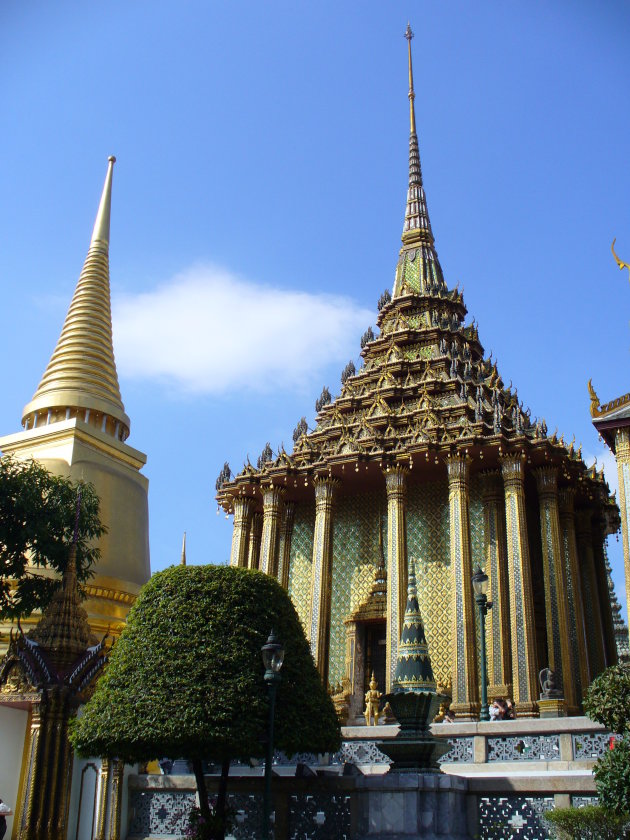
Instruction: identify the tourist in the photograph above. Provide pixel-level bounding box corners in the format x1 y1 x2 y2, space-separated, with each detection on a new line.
505 699 515 720
443 709 455 723
0 799 13 840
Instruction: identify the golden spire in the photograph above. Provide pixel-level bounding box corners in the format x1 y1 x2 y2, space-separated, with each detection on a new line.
22 156 130 440
401 24 433 245
180 531 187 566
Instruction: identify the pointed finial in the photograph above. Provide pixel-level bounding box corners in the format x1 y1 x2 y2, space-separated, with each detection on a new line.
404 24 416 135
180 532 187 566
612 238 630 281
91 156 116 252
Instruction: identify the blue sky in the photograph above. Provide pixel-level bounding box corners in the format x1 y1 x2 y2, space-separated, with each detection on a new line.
1 2 629 618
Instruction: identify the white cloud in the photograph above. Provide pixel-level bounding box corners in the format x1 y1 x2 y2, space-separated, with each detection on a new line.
112 264 373 395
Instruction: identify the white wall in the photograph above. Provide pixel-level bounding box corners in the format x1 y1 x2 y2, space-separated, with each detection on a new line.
0 705 28 840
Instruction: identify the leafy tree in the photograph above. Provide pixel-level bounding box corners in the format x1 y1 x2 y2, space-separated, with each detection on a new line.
0 456 104 622
583 664 630 735
546 804 630 839
70 565 340 840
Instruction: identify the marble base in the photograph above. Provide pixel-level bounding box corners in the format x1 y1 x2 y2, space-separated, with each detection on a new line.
538 697 567 718
354 771 471 839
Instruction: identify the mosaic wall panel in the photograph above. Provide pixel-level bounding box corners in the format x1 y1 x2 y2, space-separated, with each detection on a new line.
288 505 316 633
406 478 451 688
469 477 485 685
329 489 386 687
478 796 554 840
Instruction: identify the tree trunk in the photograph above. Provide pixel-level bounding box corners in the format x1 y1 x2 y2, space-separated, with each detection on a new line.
215 757 230 839
191 758 212 836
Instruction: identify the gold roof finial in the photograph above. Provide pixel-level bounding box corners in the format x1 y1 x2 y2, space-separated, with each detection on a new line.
612 238 630 282
405 23 416 136
180 531 187 566
22 157 130 438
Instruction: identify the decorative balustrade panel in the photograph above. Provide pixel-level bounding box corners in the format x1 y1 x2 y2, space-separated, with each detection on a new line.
128 789 195 837
487 735 560 762
288 793 351 840
225 793 263 840
330 740 391 766
572 732 618 759
570 796 598 808
478 796 554 839
439 736 474 763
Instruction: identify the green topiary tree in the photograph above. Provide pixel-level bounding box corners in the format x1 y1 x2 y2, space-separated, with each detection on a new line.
583 663 630 735
70 565 340 839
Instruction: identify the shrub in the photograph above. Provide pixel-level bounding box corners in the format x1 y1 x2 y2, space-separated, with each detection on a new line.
545 804 630 839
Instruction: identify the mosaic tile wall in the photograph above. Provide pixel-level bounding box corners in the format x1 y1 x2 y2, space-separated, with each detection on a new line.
406 478 451 688
469 477 485 684
288 505 316 633
328 489 386 687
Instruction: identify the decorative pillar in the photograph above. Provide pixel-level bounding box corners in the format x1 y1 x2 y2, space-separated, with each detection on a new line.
95 758 111 840
558 488 590 701
109 759 125 840
500 455 539 716
229 496 254 568
615 427 630 618
592 514 618 668
535 467 576 712
384 466 408 692
309 476 339 681
248 512 263 570
480 470 512 699
576 509 606 678
259 484 284 577
447 453 478 718
278 501 296 589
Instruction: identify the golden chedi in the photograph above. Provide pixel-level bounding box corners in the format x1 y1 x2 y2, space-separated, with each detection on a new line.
0 157 150 648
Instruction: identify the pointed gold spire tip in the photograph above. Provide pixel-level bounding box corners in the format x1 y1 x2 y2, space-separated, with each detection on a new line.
91 156 116 249
180 531 187 566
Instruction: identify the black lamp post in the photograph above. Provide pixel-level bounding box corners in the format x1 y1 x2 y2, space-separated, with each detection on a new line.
472 566 493 722
261 630 284 840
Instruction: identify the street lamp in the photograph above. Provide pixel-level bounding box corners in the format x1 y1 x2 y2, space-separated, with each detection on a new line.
261 630 284 840
472 566 493 722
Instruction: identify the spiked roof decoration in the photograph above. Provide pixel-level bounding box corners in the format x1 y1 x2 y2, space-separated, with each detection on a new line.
22 157 130 439
216 29 615 520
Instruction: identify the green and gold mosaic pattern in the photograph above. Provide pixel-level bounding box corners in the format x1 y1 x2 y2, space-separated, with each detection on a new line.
469 478 485 683
288 504 315 633
406 478 451 688
328 488 386 687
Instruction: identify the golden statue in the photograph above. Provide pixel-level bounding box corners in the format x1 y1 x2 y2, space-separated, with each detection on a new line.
364 672 382 726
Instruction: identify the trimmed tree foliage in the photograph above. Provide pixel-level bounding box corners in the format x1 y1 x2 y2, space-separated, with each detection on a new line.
0 456 104 621
70 565 340 836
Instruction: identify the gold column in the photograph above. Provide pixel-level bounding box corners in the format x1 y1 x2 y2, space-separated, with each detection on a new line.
278 501 296 589
481 470 512 699
446 454 478 718
109 759 125 840
592 514 618 668
308 476 339 681
94 758 111 840
229 496 254 568
615 427 630 618
248 512 263 570
16 704 42 840
535 467 576 711
576 509 606 678
259 485 285 577
384 466 408 692
501 455 538 716
558 488 590 701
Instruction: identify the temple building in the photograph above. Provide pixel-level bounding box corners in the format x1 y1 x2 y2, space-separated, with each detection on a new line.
217 27 620 720
0 157 151 649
